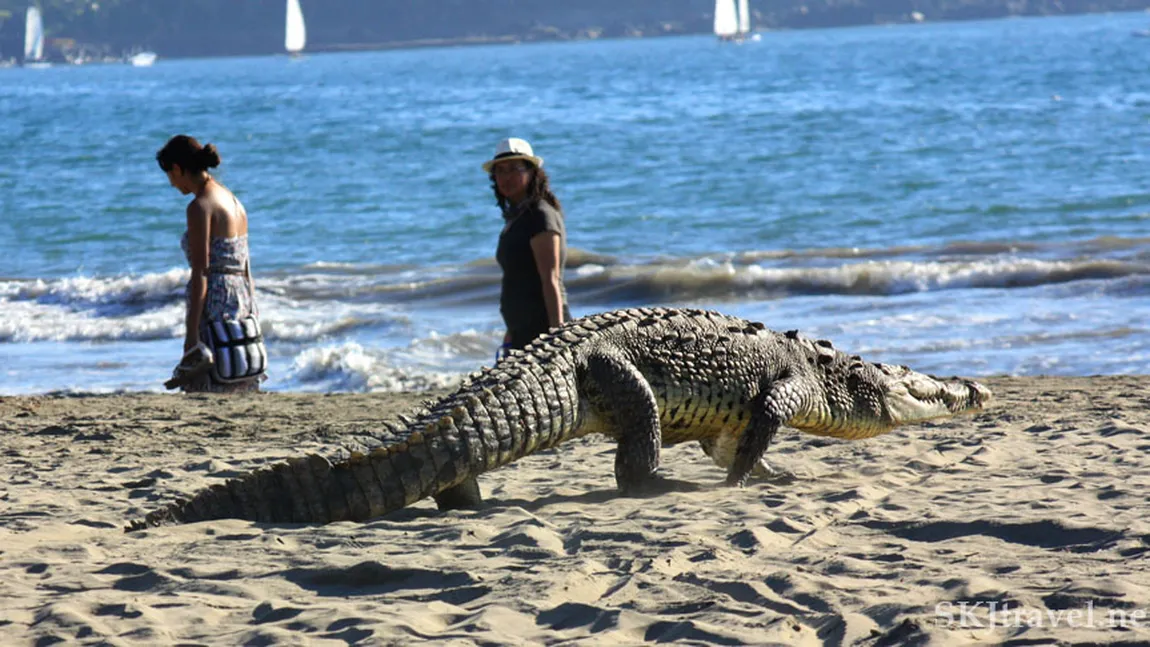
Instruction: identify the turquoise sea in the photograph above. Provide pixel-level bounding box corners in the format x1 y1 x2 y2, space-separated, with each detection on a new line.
1 13 1148 394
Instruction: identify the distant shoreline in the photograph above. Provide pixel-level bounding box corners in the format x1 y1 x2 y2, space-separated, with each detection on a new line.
6 7 1148 66
128 11 1150 60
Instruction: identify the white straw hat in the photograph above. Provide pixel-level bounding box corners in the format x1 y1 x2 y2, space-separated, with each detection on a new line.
482 137 544 173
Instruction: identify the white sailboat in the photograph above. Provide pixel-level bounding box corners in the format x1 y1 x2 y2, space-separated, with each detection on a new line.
285 0 307 56
713 0 738 42
23 6 50 67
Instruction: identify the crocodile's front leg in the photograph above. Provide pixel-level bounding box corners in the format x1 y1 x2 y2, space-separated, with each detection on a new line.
726 378 804 486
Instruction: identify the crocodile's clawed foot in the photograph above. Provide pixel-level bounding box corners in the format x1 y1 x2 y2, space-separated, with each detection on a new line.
754 459 797 484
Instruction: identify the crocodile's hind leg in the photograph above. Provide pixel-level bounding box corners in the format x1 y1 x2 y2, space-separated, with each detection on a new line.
585 350 662 494
698 437 795 483
433 477 482 510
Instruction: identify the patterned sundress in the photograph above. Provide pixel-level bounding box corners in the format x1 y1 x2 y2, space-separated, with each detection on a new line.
180 232 264 393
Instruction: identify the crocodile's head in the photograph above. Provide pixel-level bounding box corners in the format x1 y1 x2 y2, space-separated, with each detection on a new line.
790 359 992 440
876 363 991 427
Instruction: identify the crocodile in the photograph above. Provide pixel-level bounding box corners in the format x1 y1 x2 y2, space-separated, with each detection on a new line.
129 307 991 530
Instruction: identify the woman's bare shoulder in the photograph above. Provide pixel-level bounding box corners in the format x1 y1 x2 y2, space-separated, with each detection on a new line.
185 195 212 221
205 186 247 234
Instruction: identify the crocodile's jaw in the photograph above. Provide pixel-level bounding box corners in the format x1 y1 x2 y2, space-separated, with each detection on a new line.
789 364 991 440
882 365 992 427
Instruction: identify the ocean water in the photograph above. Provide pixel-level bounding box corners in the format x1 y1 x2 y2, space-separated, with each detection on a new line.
1 13 1148 394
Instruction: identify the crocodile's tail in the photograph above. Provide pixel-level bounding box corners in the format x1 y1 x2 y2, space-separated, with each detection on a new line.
128 323 594 532
127 428 473 531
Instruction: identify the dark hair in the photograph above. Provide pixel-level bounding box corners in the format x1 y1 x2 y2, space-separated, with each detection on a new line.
156 135 222 174
490 163 563 214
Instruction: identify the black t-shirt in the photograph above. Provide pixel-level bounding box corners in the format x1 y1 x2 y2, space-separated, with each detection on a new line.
495 199 570 344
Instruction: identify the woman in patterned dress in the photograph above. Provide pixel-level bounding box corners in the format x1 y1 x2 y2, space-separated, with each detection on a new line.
157 135 265 393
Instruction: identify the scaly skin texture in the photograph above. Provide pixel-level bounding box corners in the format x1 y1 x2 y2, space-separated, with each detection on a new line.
128 307 991 530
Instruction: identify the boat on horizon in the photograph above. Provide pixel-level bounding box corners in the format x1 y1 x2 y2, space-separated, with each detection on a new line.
23 6 51 68
285 0 307 57
128 51 158 66
714 0 738 42
714 0 759 43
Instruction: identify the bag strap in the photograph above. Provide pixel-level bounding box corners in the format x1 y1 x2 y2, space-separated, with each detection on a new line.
245 257 255 302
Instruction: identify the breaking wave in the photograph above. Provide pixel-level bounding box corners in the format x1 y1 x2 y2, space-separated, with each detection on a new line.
2 237 1146 344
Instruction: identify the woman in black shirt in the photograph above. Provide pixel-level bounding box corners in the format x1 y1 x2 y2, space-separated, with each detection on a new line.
483 138 571 352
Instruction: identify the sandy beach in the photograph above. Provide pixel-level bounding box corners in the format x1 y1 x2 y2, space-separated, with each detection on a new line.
2 375 1149 645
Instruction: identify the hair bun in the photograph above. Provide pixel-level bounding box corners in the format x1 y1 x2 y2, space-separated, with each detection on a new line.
200 143 222 169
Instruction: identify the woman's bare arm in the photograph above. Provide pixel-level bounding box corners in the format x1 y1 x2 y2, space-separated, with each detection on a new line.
184 200 211 352
530 231 565 329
